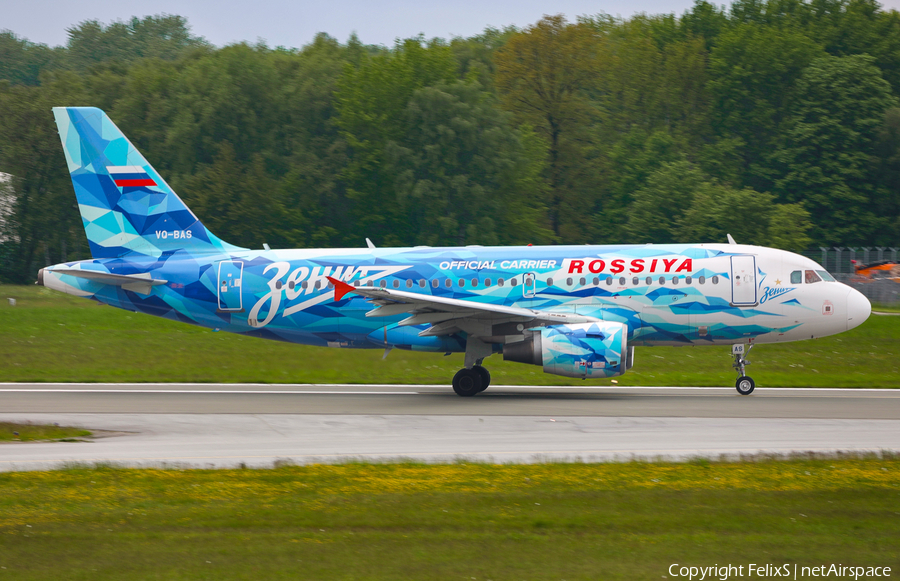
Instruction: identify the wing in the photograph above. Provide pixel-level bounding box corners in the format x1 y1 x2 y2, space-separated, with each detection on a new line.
328 277 598 339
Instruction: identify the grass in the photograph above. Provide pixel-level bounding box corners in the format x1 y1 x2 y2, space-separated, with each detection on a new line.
0 458 897 580
0 421 92 442
1 284 898 387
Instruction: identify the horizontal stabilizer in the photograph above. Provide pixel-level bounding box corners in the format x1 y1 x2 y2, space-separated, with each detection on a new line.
51 268 168 295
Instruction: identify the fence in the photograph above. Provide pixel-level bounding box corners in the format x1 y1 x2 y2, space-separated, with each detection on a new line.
802 247 900 306
802 247 899 275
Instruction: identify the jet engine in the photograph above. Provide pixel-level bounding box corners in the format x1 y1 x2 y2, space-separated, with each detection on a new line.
503 322 631 379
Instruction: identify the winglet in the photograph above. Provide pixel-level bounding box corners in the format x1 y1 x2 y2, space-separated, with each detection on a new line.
328 276 356 301
366 238 376 250
727 233 737 245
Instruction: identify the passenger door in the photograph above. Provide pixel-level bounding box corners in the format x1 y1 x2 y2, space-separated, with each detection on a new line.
730 255 758 306
217 260 244 312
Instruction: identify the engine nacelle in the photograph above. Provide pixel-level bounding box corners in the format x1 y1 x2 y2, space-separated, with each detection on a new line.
503 322 630 379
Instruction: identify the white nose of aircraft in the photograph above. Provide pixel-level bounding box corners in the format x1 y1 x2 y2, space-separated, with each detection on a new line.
846 287 872 331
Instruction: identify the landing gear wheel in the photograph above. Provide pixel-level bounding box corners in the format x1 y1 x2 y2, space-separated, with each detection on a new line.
452 368 483 397
473 366 491 392
735 376 755 395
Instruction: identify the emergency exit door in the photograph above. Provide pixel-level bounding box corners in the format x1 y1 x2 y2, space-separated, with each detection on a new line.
217 260 243 311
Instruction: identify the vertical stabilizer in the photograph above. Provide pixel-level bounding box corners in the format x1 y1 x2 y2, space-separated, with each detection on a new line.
53 107 243 259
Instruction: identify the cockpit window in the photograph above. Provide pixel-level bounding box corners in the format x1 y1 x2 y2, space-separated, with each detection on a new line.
791 271 802 284
816 270 836 282
805 270 822 284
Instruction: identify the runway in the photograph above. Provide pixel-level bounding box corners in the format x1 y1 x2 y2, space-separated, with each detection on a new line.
1 384 899 470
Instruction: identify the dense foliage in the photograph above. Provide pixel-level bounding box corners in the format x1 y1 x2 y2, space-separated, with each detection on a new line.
1 2 899 283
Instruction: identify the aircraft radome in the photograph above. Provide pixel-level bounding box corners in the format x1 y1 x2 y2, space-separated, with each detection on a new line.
39 107 872 396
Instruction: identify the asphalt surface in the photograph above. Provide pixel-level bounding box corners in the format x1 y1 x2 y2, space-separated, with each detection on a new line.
1 384 898 470
2 383 900 418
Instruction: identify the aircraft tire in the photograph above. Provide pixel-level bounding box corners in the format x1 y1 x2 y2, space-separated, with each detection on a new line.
735 376 755 395
452 368 483 397
474 366 491 392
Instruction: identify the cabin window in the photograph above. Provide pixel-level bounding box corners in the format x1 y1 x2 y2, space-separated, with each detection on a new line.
632 277 639 285
379 280 387 288
511 278 518 286
484 278 491 286
619 277 626 285
288 281 295 290
302 281 309 289
547 277 554 286
471 278 479 287
419 279 426 288
275 281 283 289
432 279 438 288
327 282 334 289
645 276 652 285
498 278 505 287
698 276 705 285
406 279 413 288
791 271 802 284
393 280 400 288
314 281 321 290
685 276 692 285
805 270 822 284
606 276 613 286
593 277 600 286
354 280 360 287
445 279 452 288
659 276 666 285
580 277 586 286
712 276 719 284
817 270 835 282
458 279 466 287
672 276 679 285
566 277 573 286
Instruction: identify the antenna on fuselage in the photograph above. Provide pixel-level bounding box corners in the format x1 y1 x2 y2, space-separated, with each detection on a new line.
726 234 737 245
366 238 376 250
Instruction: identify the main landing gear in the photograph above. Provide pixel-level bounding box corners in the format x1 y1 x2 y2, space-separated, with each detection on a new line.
453 338 494 397
452 364 491 397
732 344 755 395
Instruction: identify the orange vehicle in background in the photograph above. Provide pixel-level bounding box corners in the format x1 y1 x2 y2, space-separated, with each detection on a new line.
851 260 900 281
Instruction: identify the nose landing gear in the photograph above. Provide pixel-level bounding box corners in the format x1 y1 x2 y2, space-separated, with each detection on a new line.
732 344 755 395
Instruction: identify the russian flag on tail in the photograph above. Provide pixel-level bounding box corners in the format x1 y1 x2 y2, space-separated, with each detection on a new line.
107 166 157 187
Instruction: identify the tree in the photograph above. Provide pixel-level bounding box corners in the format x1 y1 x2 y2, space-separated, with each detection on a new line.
494 16 603 241
707 23 824 192
65 15 208 71
626 160 812 249
774 54 899 245
0 32 61 85
335 37 458 244
385 81 549 246
0 74 88 282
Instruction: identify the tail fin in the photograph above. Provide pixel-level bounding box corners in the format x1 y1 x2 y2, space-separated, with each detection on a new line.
52 107 243 259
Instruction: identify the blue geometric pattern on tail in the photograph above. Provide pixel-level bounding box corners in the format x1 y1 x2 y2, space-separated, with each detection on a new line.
52 107 242 259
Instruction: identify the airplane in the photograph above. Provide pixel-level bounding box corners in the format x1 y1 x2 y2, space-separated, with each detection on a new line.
38 107 872 396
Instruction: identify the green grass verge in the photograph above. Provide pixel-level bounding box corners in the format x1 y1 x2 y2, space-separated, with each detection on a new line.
1 459 898 580
1 284 898 387
0 421 92 442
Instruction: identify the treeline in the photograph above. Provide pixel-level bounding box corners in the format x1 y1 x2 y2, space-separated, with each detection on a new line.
1 2 899 283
